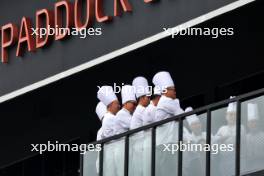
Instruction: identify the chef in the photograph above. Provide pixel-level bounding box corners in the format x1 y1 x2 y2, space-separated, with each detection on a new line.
152 71 185 176
185 107 206 176
130 76 151 129
95 102 107 175
97 85 120 176
215 98 238 143
152 71 185 143
115 85 137 135
129 76 151 176
245 103 264 172
153 71 184 122
143 86 162 126
214 97 246 176
95 102 107 141
141 86 162 176
114 85 137 176
185 107 206 144
97 86 120 139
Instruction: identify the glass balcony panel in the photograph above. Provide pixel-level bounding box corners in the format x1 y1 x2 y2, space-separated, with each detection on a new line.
82 93 264 176
183 113 207 176
83 150 99 176
211 105 241 176
103 138 125 176
241 96 264 174
129 129 152 176
155 121 179 176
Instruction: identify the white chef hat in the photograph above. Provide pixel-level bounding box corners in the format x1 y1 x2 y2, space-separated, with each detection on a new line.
97 86 118 106
247 103 259 121
152 71 175 91
96 102 107 121
227 96 237 113
185 107 200 126
153 86 162 96
132 76 150 98
121 85 136 104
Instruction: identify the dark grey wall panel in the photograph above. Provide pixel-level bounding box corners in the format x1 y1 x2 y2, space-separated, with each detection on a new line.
0 0 238 97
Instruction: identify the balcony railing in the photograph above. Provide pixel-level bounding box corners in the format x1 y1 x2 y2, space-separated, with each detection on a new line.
81 88 264 176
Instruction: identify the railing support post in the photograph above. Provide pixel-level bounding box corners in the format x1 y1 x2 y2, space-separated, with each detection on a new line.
178 119 183 176
151 127 156 176
235 101 241 176
206 110 211 176
124 136 129 176
99 144 104 176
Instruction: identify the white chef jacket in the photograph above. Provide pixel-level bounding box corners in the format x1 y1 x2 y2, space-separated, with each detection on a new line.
143 102 157 126
96 115 106 141
214 124 246 144
96 128 103 141
155 95 184 121
115 108 132 135
101 112 117 139
214 124 246 176
245 131 264 172
189 132 207 144
100 112 119 176
246 131 264 158
155 96 185 145
130 104 146 130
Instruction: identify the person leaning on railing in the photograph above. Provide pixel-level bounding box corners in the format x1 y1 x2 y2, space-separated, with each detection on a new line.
95 102 107 141
213 98 246 176
130 76 151 130
129 76 151 176
114 85 137 176
95 102 107 174
184 107 207 176
152 71 191 176
143 86 162 126
115 85 137 135
97 86 120 139
97 86 121 176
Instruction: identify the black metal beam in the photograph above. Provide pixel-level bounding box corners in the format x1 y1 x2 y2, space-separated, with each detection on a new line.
151 127 156 176
178 120 183 176
99 144 104 176
79 153 83 176
206 110 211 176
235 100 241 176
124 136 129 176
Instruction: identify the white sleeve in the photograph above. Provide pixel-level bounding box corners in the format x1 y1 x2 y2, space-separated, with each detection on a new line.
155 108 170 121
96 128 102 141
130 112 143 129
117 113 131 130
213 126 226 143
173 99 184 116
143 106 155 125
101 117 115 139
155 100 183 121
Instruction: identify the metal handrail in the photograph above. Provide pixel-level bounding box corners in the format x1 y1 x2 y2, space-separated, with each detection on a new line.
82 87 264 176
89 88 264 145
